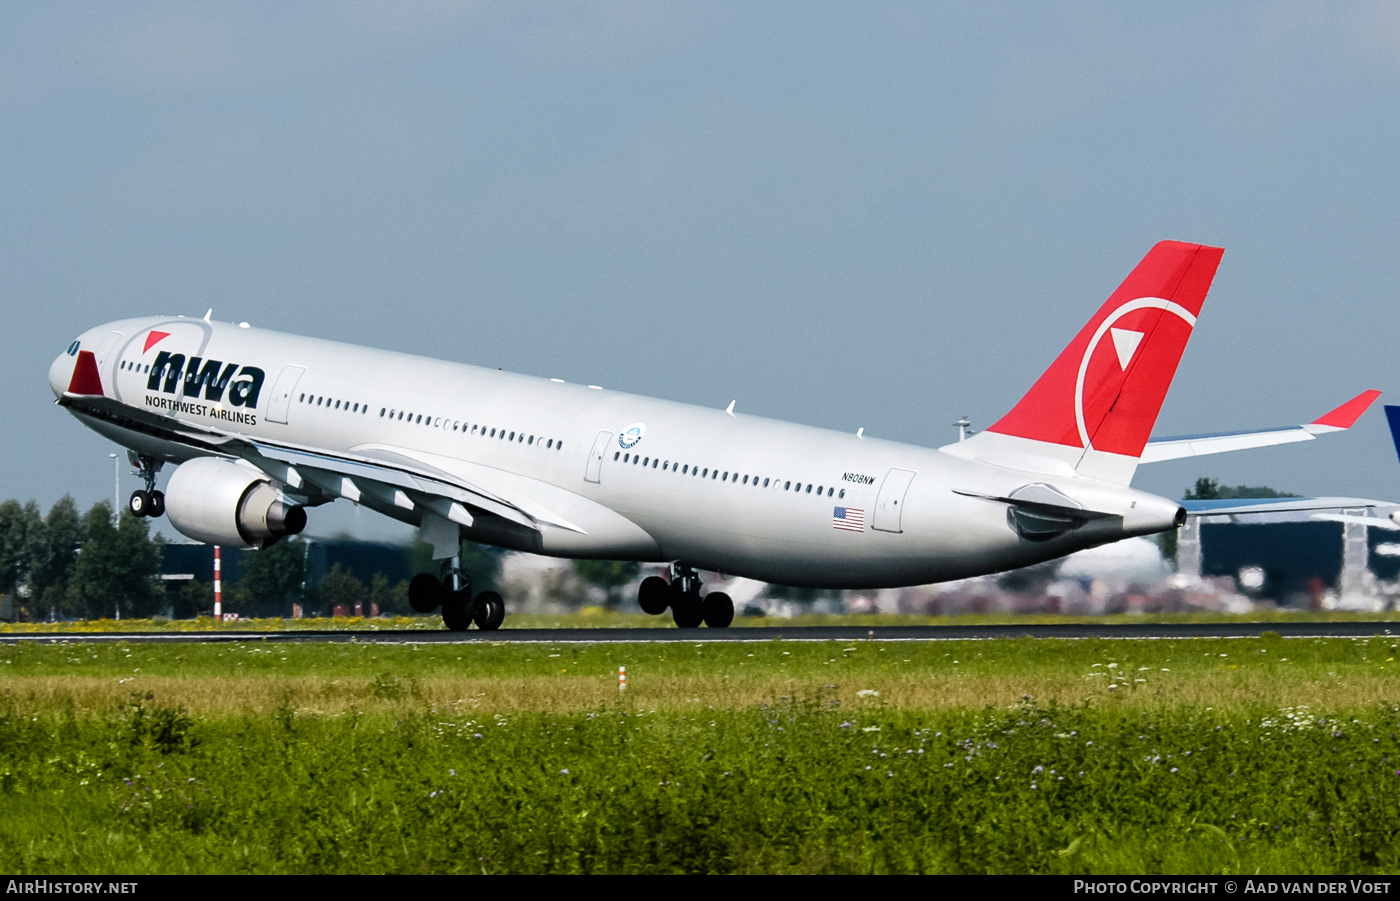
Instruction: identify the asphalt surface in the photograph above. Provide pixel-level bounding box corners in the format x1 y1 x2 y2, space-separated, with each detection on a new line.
1 621 1398 644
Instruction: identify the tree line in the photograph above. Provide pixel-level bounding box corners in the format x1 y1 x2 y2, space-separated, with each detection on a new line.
0 496 484 621
0 496 160 620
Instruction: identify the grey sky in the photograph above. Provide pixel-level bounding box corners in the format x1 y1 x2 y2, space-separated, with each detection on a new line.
4 2 1399 542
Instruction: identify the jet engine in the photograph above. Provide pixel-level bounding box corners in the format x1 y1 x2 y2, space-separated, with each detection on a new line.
165 457 307 548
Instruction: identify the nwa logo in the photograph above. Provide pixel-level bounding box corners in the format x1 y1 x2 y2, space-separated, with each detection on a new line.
146 351 265 409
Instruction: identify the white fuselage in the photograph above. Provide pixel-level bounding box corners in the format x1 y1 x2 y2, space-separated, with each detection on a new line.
51 316 1183 589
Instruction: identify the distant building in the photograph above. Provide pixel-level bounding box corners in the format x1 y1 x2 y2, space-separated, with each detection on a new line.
1177 499 1400 608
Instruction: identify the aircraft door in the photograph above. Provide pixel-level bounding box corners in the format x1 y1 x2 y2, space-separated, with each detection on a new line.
585 430 613 483
95 331 123 367
871 468 916 533
266 365 306 424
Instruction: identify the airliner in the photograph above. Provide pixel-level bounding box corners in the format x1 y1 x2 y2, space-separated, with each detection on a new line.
48 241 1377 629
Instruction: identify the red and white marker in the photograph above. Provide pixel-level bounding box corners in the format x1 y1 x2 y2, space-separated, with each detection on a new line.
619 666 626 691
213 546 222 622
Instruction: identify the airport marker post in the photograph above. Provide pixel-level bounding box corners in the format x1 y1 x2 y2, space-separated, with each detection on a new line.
214 546 222 622
619 666 626 692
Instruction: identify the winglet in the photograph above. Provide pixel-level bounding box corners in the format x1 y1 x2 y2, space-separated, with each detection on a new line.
65 350 104 396
1309 389 1381 431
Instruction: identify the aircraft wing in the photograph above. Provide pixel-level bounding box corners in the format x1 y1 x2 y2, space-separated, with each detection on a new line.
1139 390 1380 463
1183 496 1395 517
58 389 581 545
241 440 588 535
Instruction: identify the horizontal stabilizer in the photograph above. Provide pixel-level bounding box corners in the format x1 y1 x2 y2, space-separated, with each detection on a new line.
1140 390 1380 464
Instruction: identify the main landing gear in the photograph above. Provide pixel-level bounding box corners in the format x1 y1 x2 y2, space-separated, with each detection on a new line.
410 559 505 632
638 564 733 629
127 453 165 518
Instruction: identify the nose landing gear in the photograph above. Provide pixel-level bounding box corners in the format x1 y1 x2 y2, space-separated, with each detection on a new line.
126 453 165 518
637 564 732 629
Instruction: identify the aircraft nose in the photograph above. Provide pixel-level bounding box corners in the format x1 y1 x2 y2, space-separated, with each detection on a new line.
49 350 74 399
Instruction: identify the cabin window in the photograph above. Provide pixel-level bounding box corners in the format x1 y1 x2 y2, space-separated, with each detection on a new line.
828 487 834 497
652 459 658 469
508 431 515 440
763 478 770 487
379 408 385 416
614 452 620 461
785 481 791 490
623 453 630 463
642 457 649 466
742 475 748 484
702 468 708 477
839 489 845 499
806 485 813 494
316 397 322 406
712 470 719 480
490 428 496 437
528 436 534 445
547 439 553 448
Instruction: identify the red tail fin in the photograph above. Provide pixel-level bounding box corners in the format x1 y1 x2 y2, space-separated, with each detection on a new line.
987 241 1223 461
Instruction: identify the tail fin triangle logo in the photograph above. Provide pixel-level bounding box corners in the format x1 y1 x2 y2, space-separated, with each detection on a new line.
1109 328 1144 370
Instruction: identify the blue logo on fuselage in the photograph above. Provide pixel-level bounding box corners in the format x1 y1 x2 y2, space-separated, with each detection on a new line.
618 423 646 449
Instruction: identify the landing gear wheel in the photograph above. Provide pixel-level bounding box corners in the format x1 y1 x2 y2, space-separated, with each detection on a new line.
473 591 505 631
702 592 734 628
638 576 670 615
408 573 446 614
147 490 165 518
671 584 704 629
128 490 150 517
441 589 474 632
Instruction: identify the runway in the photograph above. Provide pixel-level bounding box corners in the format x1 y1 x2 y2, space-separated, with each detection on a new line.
1 621 1397 644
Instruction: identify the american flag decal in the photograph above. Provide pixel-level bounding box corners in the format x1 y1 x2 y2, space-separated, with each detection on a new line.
832 506 865 532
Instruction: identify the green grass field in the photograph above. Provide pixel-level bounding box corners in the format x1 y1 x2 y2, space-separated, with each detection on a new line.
3 634 1400 873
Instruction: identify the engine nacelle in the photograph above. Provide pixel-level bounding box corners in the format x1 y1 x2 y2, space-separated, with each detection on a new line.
165 457 307 548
